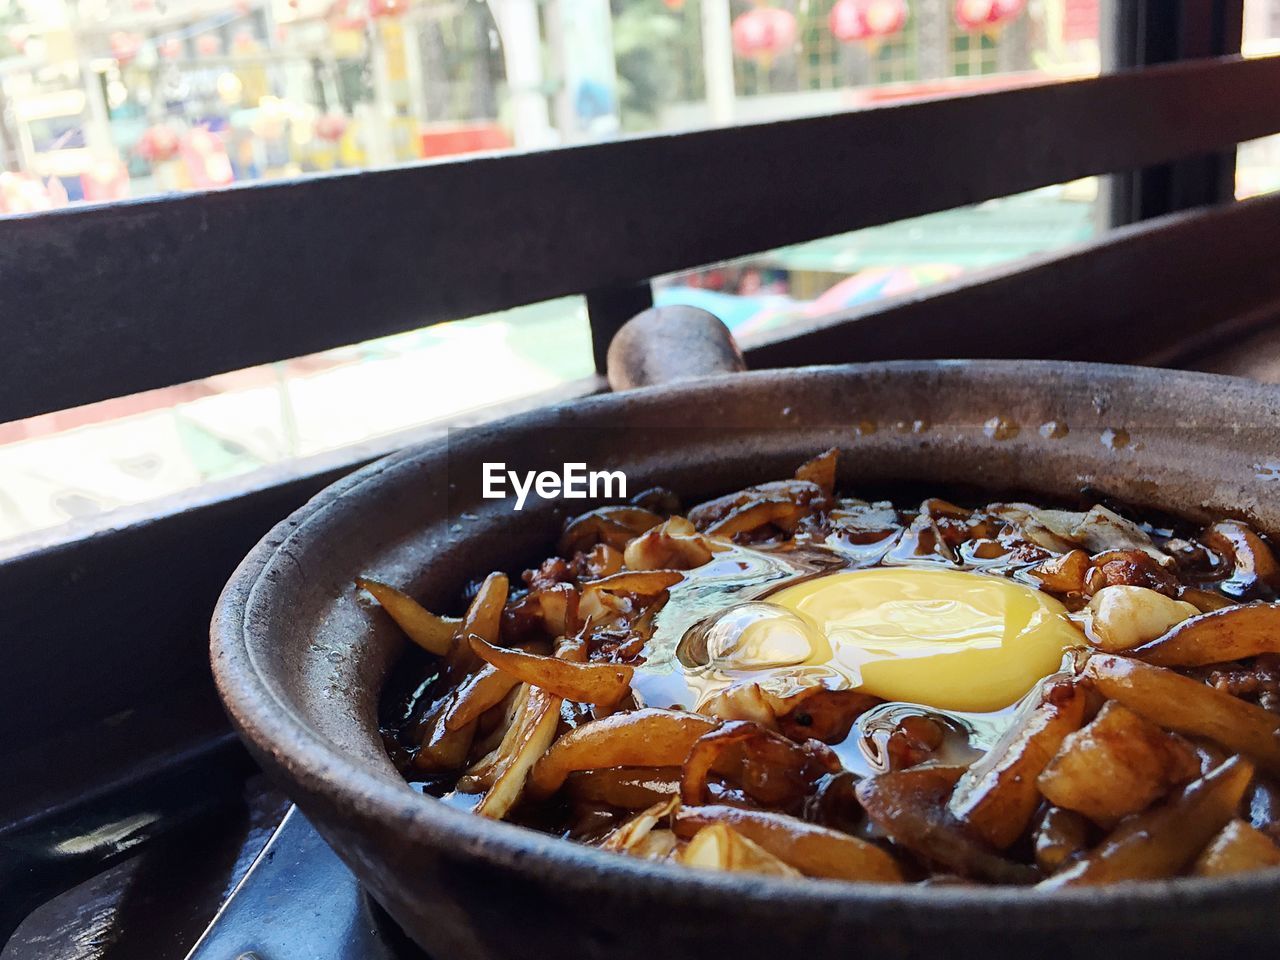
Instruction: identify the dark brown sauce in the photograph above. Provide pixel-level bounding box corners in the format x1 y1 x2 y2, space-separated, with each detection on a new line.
377 478 1277 876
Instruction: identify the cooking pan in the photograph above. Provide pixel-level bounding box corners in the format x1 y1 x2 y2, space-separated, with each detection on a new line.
212 307 1280 959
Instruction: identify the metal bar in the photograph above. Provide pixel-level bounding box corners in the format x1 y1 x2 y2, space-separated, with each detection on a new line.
744 190 1280 371
184 807 411 960
5 54 1280 424
1107 0 1244 225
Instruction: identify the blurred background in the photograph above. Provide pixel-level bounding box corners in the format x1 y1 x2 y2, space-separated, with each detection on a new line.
2 0 1278 544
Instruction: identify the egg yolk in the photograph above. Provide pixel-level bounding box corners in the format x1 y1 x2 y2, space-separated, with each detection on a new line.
739 568 1084 712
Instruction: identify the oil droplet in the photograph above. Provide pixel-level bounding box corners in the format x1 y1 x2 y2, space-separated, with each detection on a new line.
894 419 930 434
677 602 814 670
853 419 877 437
1101 427 1130 450
1039 420 1068 439
1255 462 1280 482
983 416 1019 440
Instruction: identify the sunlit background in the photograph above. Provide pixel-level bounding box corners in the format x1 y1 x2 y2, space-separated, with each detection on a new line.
2 0 1277 544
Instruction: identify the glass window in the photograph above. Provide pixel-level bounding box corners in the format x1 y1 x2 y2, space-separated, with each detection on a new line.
0 0 1109 549
0 298 593 544
0 0 1101 208
873 9 918 85
656 178 1102 348
658 1 1105 355
1239 0 1280 198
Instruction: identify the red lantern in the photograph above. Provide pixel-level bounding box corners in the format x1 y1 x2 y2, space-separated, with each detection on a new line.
109 31 142 62
731 6 797 61
954 0 1024 32
81 157 130 203
830 0 907 44
369 0 407 17
181 127 234 189
314 113 348 142
137 124 181 163
327 0 368 28
159 37 182 59
196 33 222 56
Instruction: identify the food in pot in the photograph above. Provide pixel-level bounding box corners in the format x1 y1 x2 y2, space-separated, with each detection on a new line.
368 450 1280 886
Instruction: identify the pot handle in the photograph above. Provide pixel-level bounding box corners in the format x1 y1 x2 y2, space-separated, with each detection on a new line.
606 305 746 391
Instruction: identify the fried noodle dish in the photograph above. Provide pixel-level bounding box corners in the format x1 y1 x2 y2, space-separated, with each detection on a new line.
367 450 1280 886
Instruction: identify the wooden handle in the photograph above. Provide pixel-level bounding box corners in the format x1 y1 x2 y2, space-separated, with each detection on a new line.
606 305 746 391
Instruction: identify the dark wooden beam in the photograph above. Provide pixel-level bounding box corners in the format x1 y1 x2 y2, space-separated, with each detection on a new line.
1107 0 1244 225
5 54 1280 423
0 377 599 749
